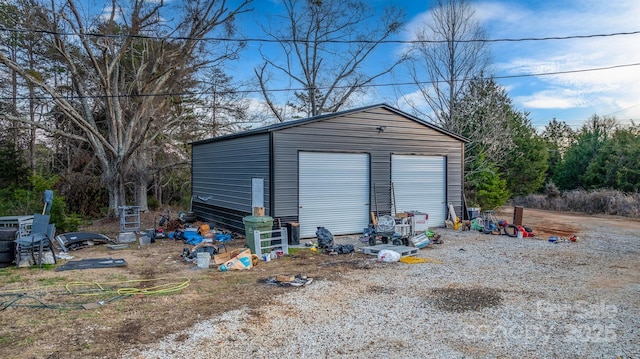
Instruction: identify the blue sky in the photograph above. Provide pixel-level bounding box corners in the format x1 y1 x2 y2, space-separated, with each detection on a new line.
235 0 640 131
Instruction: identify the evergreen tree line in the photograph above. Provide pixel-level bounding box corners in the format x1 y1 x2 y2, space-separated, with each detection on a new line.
458 75 640 214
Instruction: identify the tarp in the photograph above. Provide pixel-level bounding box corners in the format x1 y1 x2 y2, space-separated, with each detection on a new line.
183 231 204 245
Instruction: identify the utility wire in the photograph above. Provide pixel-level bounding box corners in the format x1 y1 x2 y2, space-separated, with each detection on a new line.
0 26 639 44
1 62 639 101
604 103 640 117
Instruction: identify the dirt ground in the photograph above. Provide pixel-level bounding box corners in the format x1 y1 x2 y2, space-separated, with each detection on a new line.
0 207 638 358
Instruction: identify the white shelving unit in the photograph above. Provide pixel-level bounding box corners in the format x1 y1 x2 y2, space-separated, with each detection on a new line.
119 206 141 232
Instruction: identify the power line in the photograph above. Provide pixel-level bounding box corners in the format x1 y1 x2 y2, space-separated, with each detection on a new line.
0 26 639 44
1 62 639 101
604 103 640 117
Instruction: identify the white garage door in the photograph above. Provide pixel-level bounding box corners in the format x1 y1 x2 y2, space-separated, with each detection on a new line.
392 155 446 227
299 152 370 238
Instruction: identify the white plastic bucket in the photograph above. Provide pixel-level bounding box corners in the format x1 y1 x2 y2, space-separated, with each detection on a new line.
139 235 151 246
196 252 210 268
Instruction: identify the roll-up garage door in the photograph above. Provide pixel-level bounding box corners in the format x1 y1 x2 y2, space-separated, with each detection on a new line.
299 152 370 238
391 155 446 227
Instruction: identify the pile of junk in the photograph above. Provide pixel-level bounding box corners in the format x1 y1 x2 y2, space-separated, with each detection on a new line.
451 206 537 238
359 211 442 249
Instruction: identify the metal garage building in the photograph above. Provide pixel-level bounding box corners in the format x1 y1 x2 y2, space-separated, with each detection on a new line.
191 104 467 238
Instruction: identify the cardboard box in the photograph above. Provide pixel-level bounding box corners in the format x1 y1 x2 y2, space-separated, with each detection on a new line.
213 248 248 265
253 207 265 216
213 252 232 265
276 275 295 282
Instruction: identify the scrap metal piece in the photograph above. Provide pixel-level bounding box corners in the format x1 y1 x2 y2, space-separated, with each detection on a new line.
55 257 127 271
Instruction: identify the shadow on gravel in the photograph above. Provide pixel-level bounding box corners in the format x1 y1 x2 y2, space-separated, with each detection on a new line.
431 287 503 312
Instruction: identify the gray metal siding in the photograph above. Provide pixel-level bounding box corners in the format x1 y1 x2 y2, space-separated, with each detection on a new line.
272 107 464 226
191 133 271 230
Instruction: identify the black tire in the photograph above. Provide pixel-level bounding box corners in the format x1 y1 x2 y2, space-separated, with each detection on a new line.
0 239 13 252
504 224 518 237
179 211 197 223
0 228 16 267
392 239 402 246
381 237 388 244
0 228 18 240
0 251 13 262
368 237 376 246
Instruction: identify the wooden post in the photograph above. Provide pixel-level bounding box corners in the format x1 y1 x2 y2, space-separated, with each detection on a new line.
513 206 524 226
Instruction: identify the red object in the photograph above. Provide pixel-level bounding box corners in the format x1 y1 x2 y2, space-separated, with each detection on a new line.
516 225 535 238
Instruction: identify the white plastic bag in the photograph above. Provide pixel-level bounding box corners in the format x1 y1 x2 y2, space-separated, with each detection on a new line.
377 249 401 262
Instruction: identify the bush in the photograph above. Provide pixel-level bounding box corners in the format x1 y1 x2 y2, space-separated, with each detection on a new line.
512 189 640 218
0 174 86 233
59 213 83 232
147 196 160 211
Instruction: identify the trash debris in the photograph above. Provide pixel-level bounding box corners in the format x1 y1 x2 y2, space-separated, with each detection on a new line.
55 258 127 271
377 249 401 262
549 235 579 243
362 244 418 257
196 252 210 268
399 256 443 264
106 244 130 250
55 232 115 252
276 275 295 282
218 248 254 271
410 233 431 248
315 227 334 249
261 274 313 287
56 252 74 260
325 244 355 255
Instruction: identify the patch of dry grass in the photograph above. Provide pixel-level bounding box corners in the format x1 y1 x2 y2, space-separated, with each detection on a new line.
0 229 373 359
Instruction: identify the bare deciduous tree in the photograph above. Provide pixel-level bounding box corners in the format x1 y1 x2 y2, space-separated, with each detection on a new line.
406 0 489 131
256 0 405 121
0 0 251 214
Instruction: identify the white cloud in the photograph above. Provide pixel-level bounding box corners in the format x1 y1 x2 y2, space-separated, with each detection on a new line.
484 0 640 123
516 89 586 110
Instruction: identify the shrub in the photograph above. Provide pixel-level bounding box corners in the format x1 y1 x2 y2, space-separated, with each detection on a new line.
147 196 160 211
512 189 640 218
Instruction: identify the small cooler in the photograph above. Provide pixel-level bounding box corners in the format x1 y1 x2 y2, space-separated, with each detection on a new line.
408 212 428 235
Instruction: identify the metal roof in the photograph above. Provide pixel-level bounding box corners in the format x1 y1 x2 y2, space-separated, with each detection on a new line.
191 103 469 145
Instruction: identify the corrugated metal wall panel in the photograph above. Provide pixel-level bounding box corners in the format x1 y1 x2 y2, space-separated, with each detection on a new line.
191 133 271 227
272 107 464 230
298 152 370 237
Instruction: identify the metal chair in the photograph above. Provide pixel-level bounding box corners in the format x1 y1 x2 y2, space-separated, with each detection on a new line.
14 214 57 267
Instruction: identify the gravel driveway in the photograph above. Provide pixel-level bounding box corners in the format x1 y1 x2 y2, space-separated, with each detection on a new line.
126 212 640 358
